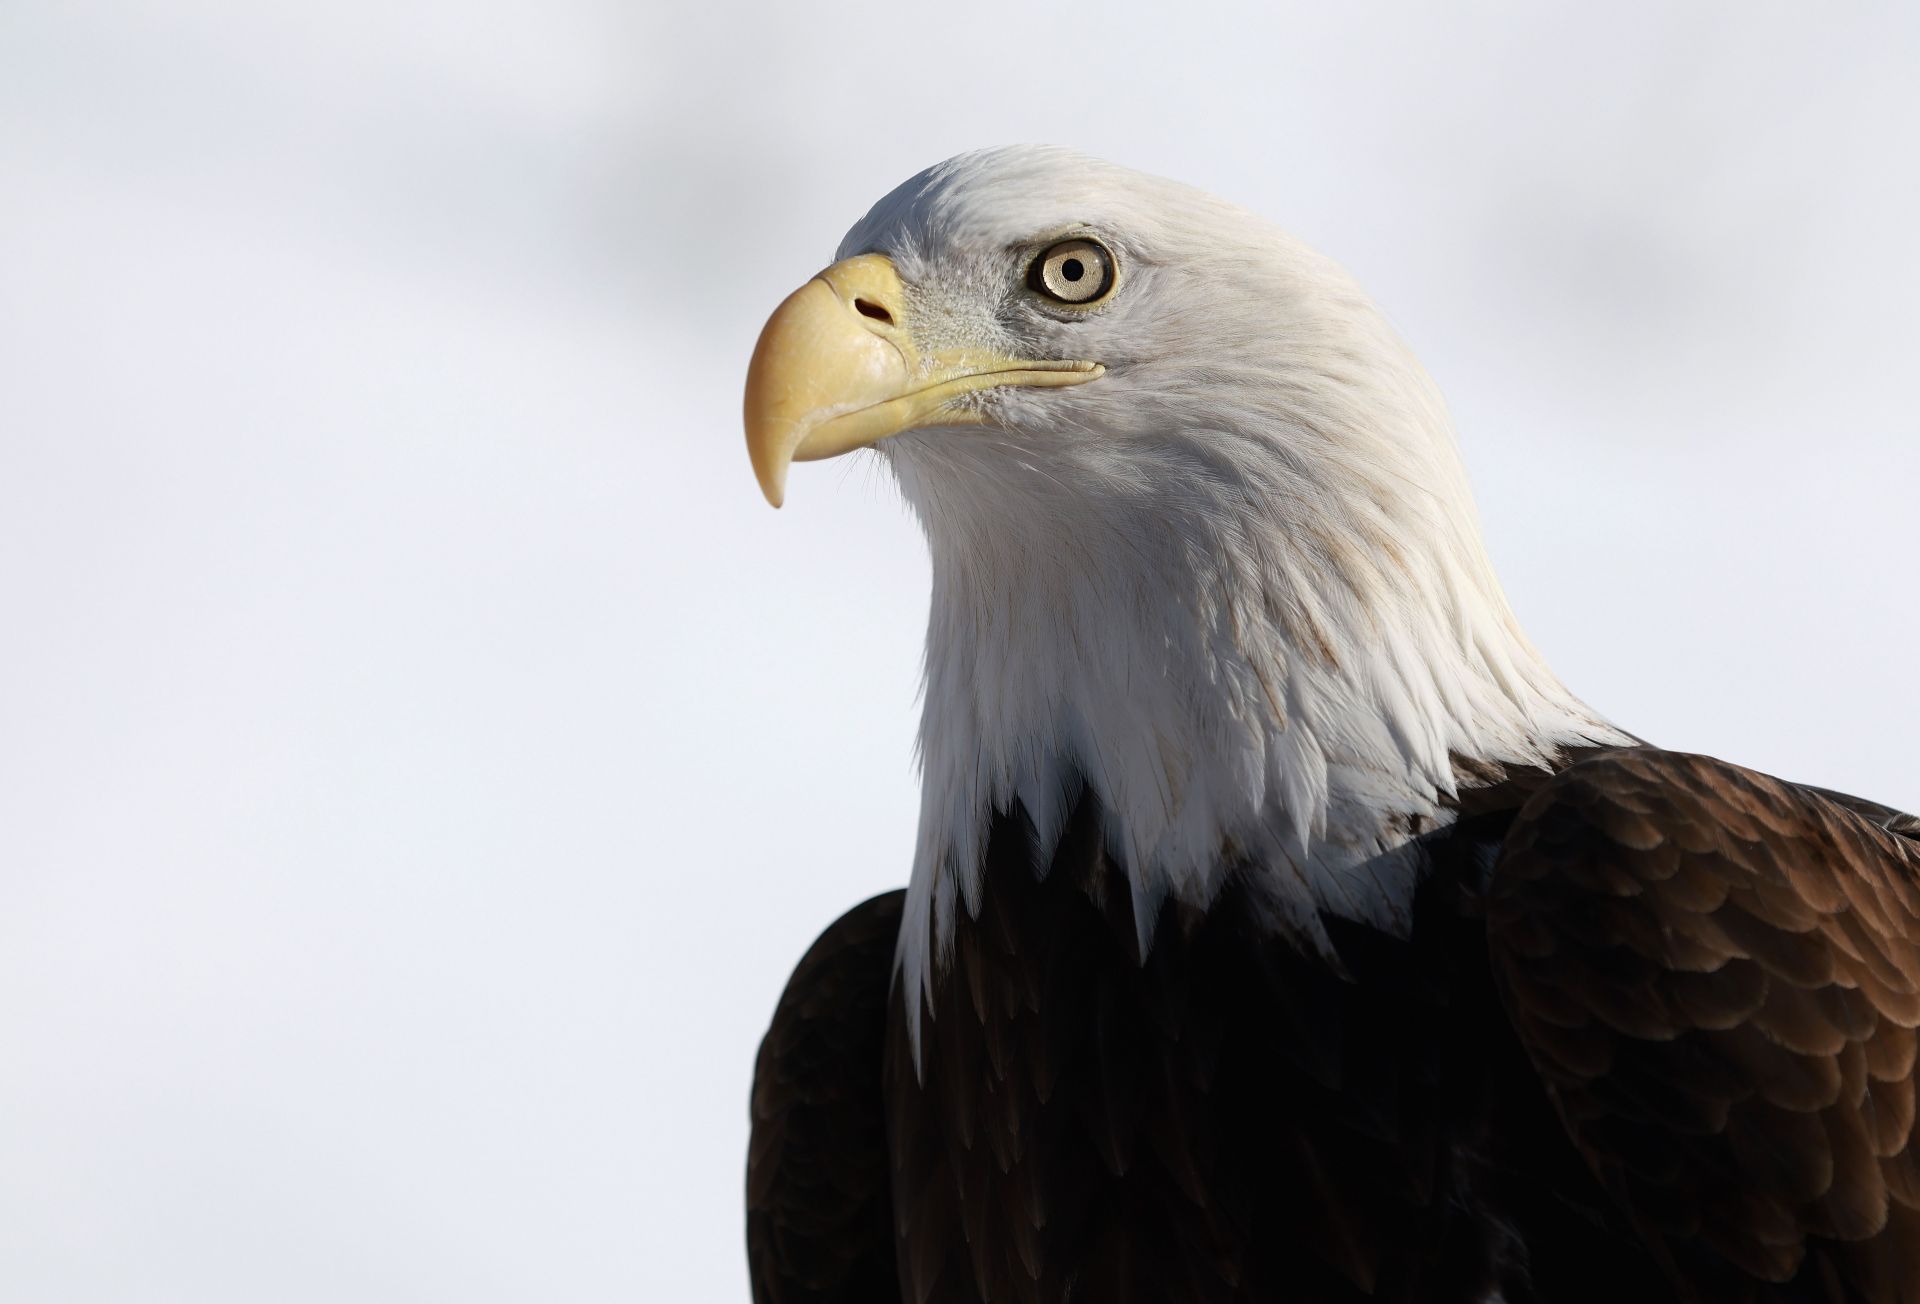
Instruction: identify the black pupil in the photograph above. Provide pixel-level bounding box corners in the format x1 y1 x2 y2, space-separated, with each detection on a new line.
1061 258 1085 282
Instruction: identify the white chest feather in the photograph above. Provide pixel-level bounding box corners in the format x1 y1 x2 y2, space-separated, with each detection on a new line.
882 401 1626 1038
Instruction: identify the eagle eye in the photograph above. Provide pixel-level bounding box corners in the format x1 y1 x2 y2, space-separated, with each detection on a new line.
1028 238 1115 306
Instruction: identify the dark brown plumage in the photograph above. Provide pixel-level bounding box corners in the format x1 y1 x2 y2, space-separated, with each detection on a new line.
1491 748 1920 1302
748 748 1920 1302
748 891 902 1303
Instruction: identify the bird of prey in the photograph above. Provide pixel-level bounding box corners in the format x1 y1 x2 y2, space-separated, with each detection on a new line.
739 146 1920 1304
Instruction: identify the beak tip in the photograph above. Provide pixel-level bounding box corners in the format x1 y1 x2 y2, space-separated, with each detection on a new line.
745 406 793 507
753 458 788 508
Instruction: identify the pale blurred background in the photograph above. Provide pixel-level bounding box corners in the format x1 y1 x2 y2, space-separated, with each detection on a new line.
2 3 1916 1300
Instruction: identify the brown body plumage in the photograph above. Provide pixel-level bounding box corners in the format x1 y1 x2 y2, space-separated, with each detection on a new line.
750 750 1920 1302
1492 750 1920 1301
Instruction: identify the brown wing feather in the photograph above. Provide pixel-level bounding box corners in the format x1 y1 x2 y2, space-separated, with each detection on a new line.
748 890 905 1304
1490 747 1920 1303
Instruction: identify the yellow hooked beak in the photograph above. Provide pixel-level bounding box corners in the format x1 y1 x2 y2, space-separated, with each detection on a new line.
742 253 1103 506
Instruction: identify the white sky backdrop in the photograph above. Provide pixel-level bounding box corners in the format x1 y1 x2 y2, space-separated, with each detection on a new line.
3 3 1917 1300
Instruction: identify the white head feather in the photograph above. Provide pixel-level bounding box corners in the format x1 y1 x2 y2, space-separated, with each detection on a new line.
836 147 1626 1026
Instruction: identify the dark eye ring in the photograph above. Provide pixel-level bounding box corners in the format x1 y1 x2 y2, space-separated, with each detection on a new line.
1028 238 1116 306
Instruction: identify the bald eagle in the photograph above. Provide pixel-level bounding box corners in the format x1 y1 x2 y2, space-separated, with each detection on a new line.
740 147 1920 1304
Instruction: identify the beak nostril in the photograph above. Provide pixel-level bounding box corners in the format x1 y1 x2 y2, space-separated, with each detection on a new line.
853 298 895 326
